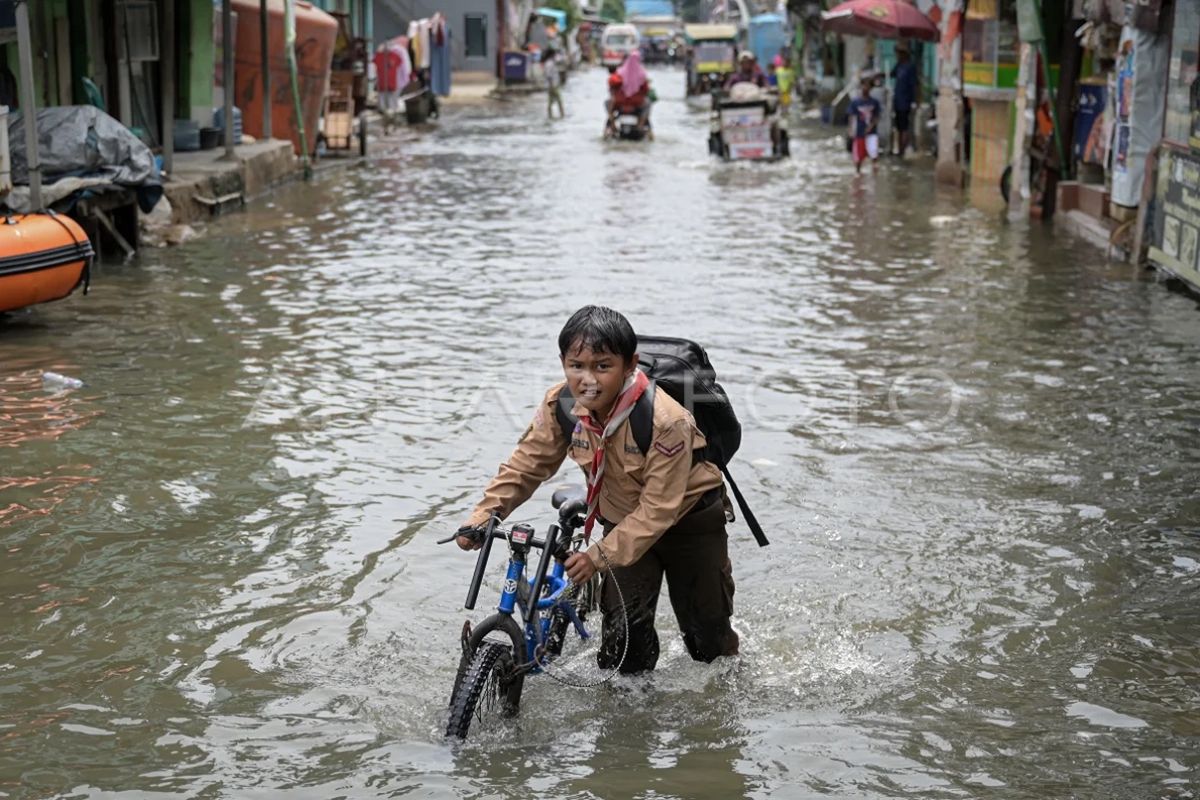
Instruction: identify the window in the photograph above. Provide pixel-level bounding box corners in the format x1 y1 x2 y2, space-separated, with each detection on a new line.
963 0 1019 89
121 0 159 61
465 14 487 59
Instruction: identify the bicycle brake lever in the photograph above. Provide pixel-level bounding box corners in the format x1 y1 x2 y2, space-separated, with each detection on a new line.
435 534 458 545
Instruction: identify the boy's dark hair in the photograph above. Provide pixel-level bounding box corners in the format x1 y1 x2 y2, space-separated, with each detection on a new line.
558 306 637 361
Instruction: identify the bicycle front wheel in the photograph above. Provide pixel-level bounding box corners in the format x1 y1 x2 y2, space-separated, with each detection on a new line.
445 640 523 739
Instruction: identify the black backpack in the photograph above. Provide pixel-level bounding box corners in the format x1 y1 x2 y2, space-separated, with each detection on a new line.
555 336 768 547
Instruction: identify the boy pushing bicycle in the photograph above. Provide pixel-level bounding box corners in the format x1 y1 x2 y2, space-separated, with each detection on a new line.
455 306 739 673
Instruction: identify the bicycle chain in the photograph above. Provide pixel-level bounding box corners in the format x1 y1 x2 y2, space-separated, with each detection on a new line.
533 543 629 688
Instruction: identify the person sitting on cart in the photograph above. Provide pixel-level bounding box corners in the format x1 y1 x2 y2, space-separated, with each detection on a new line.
724 51 767 91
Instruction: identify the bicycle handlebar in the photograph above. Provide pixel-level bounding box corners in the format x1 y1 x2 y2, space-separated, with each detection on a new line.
436 526 554 550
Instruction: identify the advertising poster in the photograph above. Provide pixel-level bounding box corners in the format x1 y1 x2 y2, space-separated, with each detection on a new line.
1074 81 1107 165
1149 146 1200 291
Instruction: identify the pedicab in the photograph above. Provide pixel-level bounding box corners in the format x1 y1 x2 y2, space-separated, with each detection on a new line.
708 82 789 161
684 23 739 110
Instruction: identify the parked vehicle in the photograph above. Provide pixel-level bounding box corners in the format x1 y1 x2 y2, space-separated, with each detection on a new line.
600 24 640 68
684 24 739 110
708 84 789 161
0 213 94 314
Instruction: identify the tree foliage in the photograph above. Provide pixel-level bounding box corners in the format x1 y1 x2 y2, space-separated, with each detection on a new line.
600 0 626 22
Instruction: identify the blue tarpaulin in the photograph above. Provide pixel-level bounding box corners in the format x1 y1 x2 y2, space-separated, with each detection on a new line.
536 6 568 30
626 0 674 18
748 13 788 67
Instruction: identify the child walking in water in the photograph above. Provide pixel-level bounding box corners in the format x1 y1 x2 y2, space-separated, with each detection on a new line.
847 76 882 174
455 306 739 673
544 47 565 119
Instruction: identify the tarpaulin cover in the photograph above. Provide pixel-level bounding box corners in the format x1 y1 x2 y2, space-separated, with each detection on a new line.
5 106 163 212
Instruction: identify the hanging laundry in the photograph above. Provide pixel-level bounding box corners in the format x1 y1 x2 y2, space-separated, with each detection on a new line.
408 18 432 70
392 37 413 96
430 14 453 97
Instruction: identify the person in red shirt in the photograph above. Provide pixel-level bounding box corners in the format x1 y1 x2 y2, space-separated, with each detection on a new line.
605 52 653 138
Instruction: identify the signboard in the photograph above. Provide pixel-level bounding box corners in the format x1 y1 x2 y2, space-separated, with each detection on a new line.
1192 75 1200 151
725 123 772 160
1149 146 1200 291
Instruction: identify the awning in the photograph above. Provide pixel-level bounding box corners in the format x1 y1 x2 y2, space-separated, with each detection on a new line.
684 23 739 41
536 7 568 30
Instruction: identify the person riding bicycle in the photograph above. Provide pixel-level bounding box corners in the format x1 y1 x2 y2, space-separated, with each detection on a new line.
456 306 738 674
724 51 767 91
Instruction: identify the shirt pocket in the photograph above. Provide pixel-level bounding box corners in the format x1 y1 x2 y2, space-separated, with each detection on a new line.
568 432 593 470
616 431 647 482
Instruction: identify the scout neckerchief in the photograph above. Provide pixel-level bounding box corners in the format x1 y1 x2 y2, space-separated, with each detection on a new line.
578 369 650 540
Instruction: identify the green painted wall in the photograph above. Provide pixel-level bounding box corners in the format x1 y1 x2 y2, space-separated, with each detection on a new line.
182 0 214 123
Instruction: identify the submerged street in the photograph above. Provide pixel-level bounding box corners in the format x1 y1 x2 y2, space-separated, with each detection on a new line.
3 67 1200 798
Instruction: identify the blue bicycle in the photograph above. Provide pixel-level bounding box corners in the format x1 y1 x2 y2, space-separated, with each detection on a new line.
439 488 604 738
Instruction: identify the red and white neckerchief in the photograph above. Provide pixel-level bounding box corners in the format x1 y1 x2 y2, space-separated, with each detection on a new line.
577 370 650 540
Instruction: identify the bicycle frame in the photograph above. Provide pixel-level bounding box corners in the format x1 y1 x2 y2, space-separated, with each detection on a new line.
460 499 590 675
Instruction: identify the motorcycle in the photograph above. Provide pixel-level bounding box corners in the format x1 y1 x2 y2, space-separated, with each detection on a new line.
605 106 652 141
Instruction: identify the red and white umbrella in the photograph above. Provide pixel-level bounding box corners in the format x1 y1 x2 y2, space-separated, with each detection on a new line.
822 0 940 42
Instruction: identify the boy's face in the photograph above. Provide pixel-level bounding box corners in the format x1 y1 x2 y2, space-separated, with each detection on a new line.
561 342 638 418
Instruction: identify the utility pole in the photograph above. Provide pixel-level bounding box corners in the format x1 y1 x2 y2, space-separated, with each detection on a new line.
162 0 176 175
223 0 236 159
261 0 272 139
15 0 41 209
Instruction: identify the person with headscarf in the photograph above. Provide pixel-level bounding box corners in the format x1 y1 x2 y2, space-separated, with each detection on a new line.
607 52 653 138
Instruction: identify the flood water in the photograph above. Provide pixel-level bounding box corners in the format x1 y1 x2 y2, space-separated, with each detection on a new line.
3 67 1199 799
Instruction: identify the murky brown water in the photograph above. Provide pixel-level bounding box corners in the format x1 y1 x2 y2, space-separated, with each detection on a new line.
3 67 1200 799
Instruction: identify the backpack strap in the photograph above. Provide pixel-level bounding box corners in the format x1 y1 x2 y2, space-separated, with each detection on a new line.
721 464 770 547
555 385 577 442
630 381 655 456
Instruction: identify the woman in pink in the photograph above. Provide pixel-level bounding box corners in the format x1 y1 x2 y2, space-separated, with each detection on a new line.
614 52 652 136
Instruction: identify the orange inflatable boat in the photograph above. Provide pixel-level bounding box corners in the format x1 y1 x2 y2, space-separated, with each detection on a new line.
0 213 94 314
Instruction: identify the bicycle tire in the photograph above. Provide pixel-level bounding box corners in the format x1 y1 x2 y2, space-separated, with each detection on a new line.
445 640 522 739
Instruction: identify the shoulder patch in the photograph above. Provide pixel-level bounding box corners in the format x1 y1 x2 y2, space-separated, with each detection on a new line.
653 441 684 457
571 437 590 450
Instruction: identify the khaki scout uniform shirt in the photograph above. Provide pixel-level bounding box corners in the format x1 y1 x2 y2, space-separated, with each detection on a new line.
467 380 723 569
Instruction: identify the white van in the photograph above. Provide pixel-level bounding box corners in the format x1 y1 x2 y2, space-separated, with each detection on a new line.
600 24 640 68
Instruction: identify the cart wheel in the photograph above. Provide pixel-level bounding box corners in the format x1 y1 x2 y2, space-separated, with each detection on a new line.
359 113 368 157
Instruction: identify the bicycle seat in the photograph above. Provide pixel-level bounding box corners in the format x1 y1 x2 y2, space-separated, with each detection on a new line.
551 485 585 510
